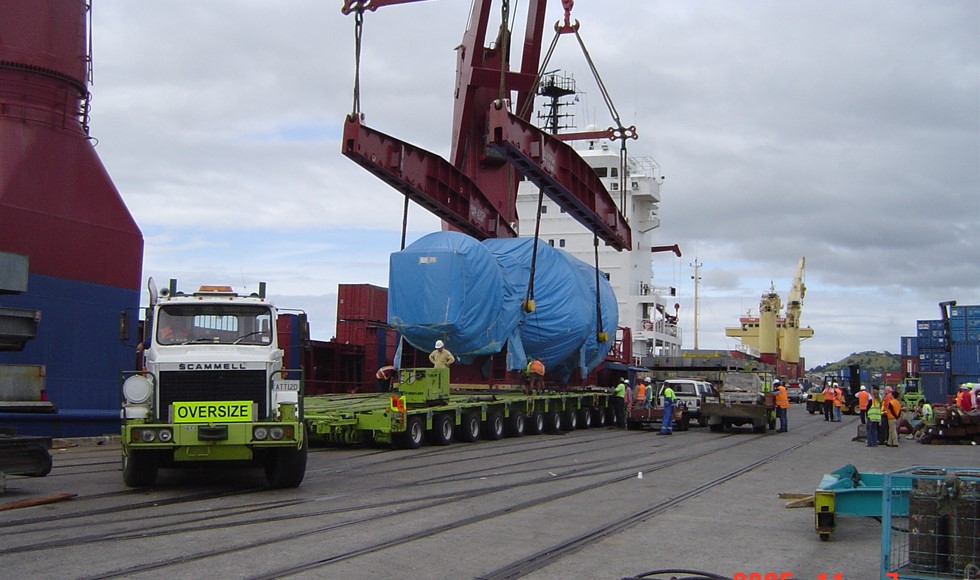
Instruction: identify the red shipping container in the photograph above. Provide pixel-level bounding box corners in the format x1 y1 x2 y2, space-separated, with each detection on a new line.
901 356 919 377
337 284 389 323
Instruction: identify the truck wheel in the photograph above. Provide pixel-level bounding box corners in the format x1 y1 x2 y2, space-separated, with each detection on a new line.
430 414 453 446
545 409 562 433
697 416 708 427
591 407 606 427
459 413 481 442
123 450 159 488
265 436 308 489
753 419 768 434
526 412 545 435
576 408 592 429
483 412 505 440
399 416 425 449
708 422 724 433
506 412 526 437
561 409 577 431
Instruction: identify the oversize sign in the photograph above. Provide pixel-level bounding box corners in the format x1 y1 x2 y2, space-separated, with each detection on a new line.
173 401 253 423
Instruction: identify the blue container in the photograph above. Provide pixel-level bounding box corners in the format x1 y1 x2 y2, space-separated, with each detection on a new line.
918 349 950 372
920 372 950 404
900 336 918 357
951 305 980 341
952 342 980 375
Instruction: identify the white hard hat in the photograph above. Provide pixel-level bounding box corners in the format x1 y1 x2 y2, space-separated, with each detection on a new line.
860 385 866 390
623 379 629 384
644 377 652 383
960 383 970 390
435 340 444 349
833 382 839 387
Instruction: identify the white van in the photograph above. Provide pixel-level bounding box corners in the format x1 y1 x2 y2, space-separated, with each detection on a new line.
658 379 717 426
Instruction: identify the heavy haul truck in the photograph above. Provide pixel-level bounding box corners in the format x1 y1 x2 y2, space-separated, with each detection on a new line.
121 279 307 488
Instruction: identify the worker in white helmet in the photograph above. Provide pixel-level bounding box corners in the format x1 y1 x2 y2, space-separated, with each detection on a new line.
429 339 455 369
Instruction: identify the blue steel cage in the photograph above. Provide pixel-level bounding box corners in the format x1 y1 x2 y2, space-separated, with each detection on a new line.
881 466 980 580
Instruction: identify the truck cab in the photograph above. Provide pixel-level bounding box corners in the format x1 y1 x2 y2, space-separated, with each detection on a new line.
121 278 307 488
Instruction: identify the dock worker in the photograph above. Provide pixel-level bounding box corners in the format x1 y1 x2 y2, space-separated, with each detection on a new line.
881 387 895 443
658 381 677 435
866 388 882 447
833 383 844 422
644 377 653 408
956 383 974 411
635 379 647 411
857 385 870 425
613 378 627 428
884 388 903 447
429 340 455 369
822 382 836 422
774 380 789 433
525 358 545 395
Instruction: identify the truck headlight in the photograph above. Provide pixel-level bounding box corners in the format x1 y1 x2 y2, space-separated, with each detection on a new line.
123 375 153 404
269 427 284 440
253 427 268 441
157 429 173 442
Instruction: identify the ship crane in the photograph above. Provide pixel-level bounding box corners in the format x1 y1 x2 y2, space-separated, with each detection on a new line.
339 0 632 250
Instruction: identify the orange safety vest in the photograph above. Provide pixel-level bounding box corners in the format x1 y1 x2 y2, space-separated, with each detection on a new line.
834 388 843 407
858 390 870 411
824 387 836 402
636 383 646 401
885 397 901 420
775 386 789 409
528 359 545 376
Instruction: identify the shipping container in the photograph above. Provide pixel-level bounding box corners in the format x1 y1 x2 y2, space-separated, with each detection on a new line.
900 336 918 357
951 342 980 376
918 349 950 372
949 304 980 342
337 284 389 323
920 372 951 404
916 320 948 349
901 355 919 377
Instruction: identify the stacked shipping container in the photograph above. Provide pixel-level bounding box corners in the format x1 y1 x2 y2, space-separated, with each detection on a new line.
907 305 980 404
336 284 398 392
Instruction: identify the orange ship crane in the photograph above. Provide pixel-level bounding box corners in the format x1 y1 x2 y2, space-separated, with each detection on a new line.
339 0 631 250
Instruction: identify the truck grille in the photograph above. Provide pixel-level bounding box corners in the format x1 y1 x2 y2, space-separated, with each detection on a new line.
158 370 267 420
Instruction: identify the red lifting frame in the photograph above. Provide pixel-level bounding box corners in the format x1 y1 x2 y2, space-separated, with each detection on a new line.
341 0 630 250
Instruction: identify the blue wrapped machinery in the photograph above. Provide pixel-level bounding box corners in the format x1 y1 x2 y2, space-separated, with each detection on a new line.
388 232 618 379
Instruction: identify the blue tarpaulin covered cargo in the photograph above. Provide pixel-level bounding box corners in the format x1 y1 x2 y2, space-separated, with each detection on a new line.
388 232 617 379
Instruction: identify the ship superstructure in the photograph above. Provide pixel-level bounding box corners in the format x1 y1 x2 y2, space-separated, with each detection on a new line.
517 141 682 363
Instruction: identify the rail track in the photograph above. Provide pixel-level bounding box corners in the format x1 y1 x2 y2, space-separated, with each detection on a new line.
0 416 843 579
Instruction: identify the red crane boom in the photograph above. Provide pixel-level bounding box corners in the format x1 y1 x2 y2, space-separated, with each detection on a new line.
340 0 632 250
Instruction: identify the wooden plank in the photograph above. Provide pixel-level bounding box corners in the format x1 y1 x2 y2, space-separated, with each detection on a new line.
0 492 77 511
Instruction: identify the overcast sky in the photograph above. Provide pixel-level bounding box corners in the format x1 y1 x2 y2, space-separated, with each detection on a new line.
89 0 979 368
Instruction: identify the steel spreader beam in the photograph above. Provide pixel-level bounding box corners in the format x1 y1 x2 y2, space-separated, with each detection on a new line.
342 114 517 240
486 104 631 251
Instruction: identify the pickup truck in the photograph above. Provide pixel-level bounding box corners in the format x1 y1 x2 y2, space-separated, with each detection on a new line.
657 379 716 426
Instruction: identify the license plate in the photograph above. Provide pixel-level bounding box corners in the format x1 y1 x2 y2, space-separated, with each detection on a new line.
173 401 253 423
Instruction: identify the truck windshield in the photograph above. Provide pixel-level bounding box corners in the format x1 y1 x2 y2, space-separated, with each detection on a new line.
156 304 273 346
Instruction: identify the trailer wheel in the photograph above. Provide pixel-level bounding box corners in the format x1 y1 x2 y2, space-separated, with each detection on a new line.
507 412 526 437
265 435 308 489
459 413 481 442
708 422 725 433
576 408 592 429
545 409 562 433
122 450 159 488
526 412 545 435
562 409 578 431
591 407 606 427
430 414 453 446
483 412 505 440
605 406 617 425
399 416 425 449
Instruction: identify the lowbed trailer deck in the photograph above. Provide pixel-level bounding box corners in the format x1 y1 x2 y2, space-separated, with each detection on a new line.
304 369 614 448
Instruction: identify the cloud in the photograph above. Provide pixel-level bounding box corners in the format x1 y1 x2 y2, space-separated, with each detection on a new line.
91 0 980 367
